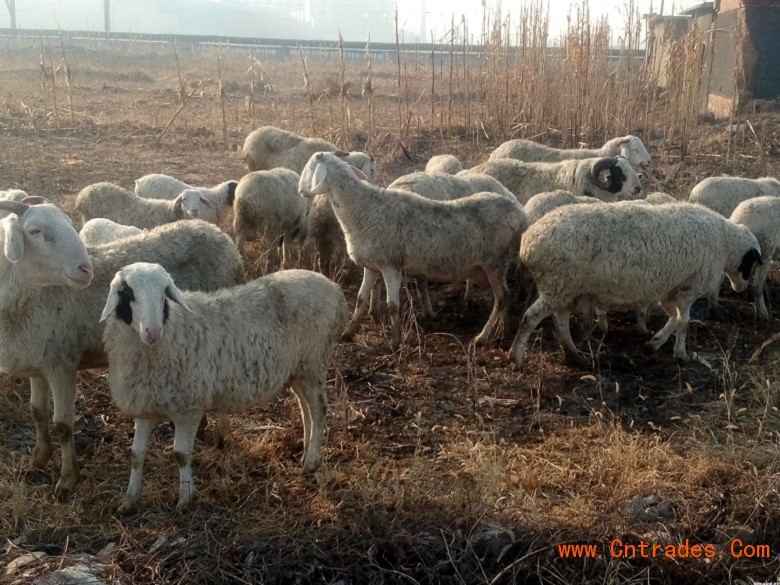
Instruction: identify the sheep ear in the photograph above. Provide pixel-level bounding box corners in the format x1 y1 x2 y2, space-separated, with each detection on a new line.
172 194 184 218
199 195 214 209
165 283 194 313
1 214 24 263
349 166 368 181
99 275 123 322
361 159 374 179
619 143 631 159
308 162 329 194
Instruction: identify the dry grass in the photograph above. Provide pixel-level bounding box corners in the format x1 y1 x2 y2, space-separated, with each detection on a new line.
0 7 779 584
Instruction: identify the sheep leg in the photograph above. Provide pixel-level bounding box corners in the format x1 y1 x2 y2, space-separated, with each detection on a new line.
643 299 678 355
234 232 247 256
29 377 53 469
342 267 380 341
636 307 650 335
474 269 508 345
214 414 230 449
49 369 79 499
553 310 585 366
381 267 404 350
118 417 155 515
510 296 555 368
672 300 695 362
752 259 772 321
369 279 384 319
172 411 202 512
417 277 435 319
289 375 326 475
595 308 609 334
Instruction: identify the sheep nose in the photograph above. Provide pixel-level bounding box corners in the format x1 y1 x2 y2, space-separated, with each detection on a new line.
144 327 163 344
74 263 94 285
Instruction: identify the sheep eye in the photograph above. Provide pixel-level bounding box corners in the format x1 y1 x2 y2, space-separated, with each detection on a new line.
27 228 42 236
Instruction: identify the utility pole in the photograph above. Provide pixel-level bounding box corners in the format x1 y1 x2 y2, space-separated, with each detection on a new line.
4 0 16 29
104 0 111 33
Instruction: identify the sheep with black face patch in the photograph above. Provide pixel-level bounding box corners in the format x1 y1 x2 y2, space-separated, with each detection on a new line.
0 201 244 499
100 263 347 514
489 135 652 170
460 156 642 204
298 151 527 350
134 174 238 224
510 201 762 368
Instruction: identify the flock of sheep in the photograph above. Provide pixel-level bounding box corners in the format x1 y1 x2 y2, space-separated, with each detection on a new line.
1 124 777 512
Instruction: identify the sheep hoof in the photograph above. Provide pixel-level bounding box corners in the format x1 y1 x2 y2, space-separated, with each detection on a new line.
563 351 587 368
674 353 690 364
117 497 140 517
175 496 197 514
642 342 657 356
54 471 79 501
31 442 53 469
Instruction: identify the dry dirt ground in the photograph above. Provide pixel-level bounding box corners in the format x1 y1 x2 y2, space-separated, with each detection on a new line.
0 39 779 584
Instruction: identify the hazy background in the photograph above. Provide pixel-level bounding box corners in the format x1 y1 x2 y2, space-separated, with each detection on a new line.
1 0 683 45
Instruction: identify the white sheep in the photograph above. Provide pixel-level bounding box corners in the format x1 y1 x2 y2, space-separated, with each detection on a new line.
387 171 517 314
424 154 463 175
510 202 762 368
242 126 377 181
730 196 780 320
489 135 652 170
299 152 527 349
0 206 244 498
75 182 196 229
232 168 307 271
100 263 347 513
388 171 514 201
79 218 143 246
688 176 780 217
460 156 642 204
134 173 238 224
523 190 601 225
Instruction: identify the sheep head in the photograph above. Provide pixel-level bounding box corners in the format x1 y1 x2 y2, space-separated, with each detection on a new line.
0 199 93 289
100 262 193 345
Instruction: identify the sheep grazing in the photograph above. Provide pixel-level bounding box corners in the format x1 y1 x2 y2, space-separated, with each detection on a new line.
489 135 652 170
134 173 238 224
242 126 377 181
301 193 348 278
689 176 780 217
0 209 244 498
460 156 642 204
79 218 143 246
298 151 527 349
510 202 762 368
75 182 196 229
730 196 780 320
232 168 307 271
100 263 347 513
424 154 463 175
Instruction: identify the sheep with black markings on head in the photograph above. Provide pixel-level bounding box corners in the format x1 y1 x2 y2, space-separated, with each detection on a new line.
510 201 762 369
730 195 780 321
242 126 377 181
100 262 347 513
489 135 651 170
460 156 642 204
134 173 238 224
299 151 526 350
0 209 244 499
